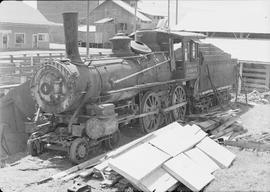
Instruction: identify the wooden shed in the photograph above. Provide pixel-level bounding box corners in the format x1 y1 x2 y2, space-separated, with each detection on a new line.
202 38 270 92
80 0 154 47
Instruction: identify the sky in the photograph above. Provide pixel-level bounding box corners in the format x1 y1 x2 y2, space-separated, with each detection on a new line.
22 0 270 29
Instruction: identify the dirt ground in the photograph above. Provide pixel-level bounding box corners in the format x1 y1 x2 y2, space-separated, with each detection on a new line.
0 103 270 192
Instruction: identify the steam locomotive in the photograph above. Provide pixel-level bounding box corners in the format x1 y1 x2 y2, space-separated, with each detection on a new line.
27 12 236 163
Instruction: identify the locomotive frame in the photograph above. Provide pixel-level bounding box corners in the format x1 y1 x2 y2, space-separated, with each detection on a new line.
27 12 235 163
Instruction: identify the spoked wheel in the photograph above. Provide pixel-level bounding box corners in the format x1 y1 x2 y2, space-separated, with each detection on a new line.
139 91 161 133
171 85 187 121
104 130 120 150
160 97 174 126
69 138 89 164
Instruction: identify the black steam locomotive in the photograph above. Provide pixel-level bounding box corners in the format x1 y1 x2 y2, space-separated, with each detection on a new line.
27 13 236 163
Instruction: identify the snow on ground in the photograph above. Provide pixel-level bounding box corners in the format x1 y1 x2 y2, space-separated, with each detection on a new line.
0 103 270 192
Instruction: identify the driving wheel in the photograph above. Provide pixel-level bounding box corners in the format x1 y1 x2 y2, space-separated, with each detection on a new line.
139 91 161 133
171 85 187 121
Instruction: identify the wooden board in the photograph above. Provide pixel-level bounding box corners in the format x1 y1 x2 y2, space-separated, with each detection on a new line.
153 122 185 137
108 143 171 186
140 167 179 192
184 147 220 173
106 122 182 160
163 153 214 191
196 137 236 168
149 124 207 156
196 120 220 131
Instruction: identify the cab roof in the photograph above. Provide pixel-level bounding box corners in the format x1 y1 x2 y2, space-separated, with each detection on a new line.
130 29 206 41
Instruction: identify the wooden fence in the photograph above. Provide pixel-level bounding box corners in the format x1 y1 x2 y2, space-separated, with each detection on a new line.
239 61 270 93
0 53 65 88
0 52 84 95
1 52 270 95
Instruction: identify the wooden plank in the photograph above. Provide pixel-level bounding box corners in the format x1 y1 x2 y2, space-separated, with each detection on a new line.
184 147 220 173
37 153 107 184
163 153 214 191
196 137 236 168
223 140 270 151
140 167 179 192
211 116 238 135
79 168 94 178
106 122 186 160
242 73 266 79
196 120 221 132
106 134 156 159
244 78 266 85
243 68 267 73
109 143 171 185
244 82 268 88
149 124 207 156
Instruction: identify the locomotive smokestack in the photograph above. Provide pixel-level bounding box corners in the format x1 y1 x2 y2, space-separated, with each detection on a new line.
62 12 82 63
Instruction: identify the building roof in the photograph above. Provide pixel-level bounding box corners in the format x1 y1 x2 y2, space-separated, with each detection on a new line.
95 17 114 24
171 11 270 34
201 38 270 64
78 25 96 32
0 1 59 26
99 0 152 22
137 1 270 34
138 9 166 17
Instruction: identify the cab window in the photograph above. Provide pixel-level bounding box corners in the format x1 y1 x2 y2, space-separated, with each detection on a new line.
190 41 198 60
173 42 182 61
184 42 190 61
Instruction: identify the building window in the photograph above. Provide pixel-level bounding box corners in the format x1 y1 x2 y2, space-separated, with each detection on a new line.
38 33 49 42
15 33 25 44
119 23 127 31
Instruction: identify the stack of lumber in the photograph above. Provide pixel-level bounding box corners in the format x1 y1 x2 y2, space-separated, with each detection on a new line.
188 109 247 141
221 133 270 152
236 90 270 104
94 122 236 192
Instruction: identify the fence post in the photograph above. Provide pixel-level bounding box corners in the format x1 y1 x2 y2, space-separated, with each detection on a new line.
37 53 40 63
60 53 63 59
238 62 243 94
10 55 13 63
30 56 34 73
49 53 52 59
23 54 27 63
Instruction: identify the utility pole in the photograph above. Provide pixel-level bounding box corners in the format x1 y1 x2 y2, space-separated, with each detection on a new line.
168 0 170 29
134 0 138 40
176 0 178 25
86 0 90 58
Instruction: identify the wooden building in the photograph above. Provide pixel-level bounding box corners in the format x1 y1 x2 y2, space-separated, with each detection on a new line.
80 0 155 47
37 1 99 23
0 1 58 51
202 38 270 92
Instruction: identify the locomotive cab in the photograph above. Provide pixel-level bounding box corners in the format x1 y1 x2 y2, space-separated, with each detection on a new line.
132 30 205 79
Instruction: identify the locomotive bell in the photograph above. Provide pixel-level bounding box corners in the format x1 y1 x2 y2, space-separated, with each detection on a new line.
109 33 133 56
